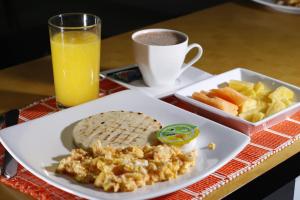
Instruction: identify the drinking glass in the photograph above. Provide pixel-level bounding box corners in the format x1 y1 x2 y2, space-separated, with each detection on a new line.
48 13 101 109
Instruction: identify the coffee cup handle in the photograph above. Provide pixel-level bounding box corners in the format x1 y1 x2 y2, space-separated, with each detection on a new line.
180 43 203 75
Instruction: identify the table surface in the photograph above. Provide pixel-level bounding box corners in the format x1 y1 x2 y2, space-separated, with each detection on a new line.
0 1 300 199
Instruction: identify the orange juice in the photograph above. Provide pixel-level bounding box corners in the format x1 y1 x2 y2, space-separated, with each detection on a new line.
50 31 100 107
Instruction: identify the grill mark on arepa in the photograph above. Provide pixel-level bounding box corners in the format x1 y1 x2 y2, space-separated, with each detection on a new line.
103 133 111 141
104 122 121 143
110 132 123 143
73 111 161 149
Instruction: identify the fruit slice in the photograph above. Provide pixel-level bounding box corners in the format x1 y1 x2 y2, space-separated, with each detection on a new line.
208 87 248 106
265 100 287 117
192 91 238 116
242 88 257 98
254 82 270 97
281 99 293 107
239 110 265 122
254 82 265 93
239 109 255 121
239 98 257 113
228 80 254 92
256 100 268 113
252 112 265 122
268 86 294 102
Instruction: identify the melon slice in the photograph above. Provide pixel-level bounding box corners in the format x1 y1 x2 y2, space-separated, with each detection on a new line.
208 87 248 107
192 91 238 116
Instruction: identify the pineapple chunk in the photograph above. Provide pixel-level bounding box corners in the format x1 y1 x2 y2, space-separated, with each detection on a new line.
281 98 293 107
228 80 256 98
255 91 271 101
268 86 294 102
254 82 265 93
254 82 271 97
240 88 256 98
256 100 268 113
239 109 264 122
239 109 255 121
239 99 257 113
265 101 287 117
251 112 265 122
228 80 254 92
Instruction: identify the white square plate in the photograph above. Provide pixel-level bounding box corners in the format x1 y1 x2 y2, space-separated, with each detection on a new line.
0 90 249 200
252 0 300 14
175 68 300 135
101 65 212 98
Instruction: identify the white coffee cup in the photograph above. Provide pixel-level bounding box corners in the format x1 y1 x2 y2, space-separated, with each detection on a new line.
132 28 203 87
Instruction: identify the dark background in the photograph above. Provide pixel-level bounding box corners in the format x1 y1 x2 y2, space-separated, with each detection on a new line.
0 0 224 69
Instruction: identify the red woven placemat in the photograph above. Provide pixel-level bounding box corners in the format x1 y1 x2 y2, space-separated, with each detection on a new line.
1 79 300 200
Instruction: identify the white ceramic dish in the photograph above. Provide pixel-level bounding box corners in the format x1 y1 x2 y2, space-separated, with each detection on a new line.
175 68 300 135
0 90 249 200
252 0 300 14
101 65 212 98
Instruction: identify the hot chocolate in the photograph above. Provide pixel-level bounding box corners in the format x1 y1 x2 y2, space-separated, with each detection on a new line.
134 31 186 46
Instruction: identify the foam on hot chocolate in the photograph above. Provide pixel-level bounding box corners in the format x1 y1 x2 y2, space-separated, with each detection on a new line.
134 31 186 46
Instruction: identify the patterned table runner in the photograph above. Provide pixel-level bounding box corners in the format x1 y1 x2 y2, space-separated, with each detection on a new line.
0 79 299 200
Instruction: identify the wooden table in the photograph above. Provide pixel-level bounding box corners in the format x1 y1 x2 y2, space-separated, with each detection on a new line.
0 1 299 199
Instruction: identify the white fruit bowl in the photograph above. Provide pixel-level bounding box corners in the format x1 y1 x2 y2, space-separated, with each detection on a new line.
175 68 300 135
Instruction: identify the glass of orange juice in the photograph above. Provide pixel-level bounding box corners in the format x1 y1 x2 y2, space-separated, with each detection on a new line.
48 13 101 109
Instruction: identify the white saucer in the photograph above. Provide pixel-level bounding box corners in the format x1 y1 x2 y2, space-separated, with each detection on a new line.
101 65 212 98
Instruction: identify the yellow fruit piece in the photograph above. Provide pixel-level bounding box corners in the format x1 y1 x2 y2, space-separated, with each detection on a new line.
255 92 270 101
254 82 271 97
228 80 254 92
239 109 256 121
254 82 264 93
251 112 265 122
239 109 265 123
265 101 287 117
240 88 256 98
281 98 293 107
239 99 257 113
228 80 256 98
256 100 268 113
268 86 294 102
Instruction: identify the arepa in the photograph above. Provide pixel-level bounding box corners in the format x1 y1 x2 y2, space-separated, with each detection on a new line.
72 111 162 150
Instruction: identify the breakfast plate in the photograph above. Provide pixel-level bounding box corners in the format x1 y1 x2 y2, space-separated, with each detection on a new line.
252 0 300 14
175 68 300 135
101 65 212 98
0 90 249 200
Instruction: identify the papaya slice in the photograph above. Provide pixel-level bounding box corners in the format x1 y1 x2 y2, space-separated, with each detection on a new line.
208 87 248 107
192 91 238 116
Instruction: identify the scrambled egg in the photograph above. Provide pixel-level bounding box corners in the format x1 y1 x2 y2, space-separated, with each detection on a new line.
56 142 196 192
